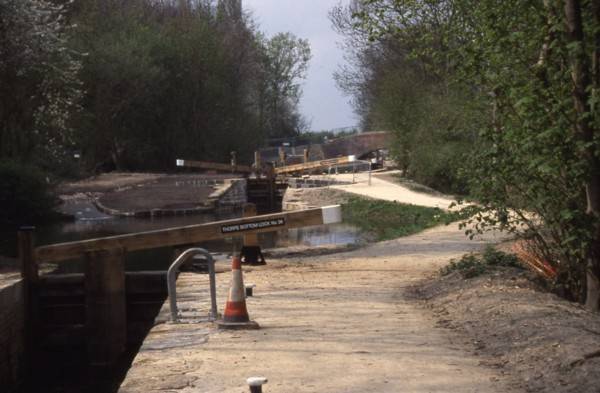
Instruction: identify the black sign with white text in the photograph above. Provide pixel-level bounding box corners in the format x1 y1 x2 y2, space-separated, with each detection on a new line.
221 218 286 234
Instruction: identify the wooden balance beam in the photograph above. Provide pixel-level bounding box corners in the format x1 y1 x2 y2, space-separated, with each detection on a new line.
274 155 357 175
176 159 253 173
34 205 342 264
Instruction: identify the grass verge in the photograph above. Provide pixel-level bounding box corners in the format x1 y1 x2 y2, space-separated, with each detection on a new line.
341 196 463 241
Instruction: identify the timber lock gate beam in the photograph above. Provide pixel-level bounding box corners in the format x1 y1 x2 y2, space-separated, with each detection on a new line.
18 206 342 367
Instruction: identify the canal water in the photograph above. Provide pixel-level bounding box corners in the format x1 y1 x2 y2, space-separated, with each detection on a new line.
8 201 366 272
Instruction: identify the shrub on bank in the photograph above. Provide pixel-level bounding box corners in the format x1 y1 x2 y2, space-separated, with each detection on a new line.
440 246 522 278
0 160 58 227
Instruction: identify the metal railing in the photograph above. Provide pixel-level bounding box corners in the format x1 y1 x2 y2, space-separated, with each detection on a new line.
327 160 372 186
167 248 218 323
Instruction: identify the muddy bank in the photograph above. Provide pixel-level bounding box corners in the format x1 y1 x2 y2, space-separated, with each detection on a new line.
58 173 165 195
94 175 215 216
412 258 600 393
58 172 237 217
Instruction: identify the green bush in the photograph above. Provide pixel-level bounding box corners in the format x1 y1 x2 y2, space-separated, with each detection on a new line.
440 246 522 278
0 161 58 227
408 139 471 195
481 247 521 268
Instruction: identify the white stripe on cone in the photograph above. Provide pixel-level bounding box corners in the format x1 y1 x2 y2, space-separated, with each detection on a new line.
230 269 245 301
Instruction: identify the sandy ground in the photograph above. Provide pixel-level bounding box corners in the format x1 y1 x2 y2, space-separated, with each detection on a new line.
327 171 456 210
373 172 450 197
415 266 600 393
119 223 517 393
282 172 455 212
282 187 355 210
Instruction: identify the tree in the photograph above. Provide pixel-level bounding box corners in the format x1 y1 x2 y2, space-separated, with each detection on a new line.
65 0 312 170
352 0 600 310
563 0 600 311
0 0 81 170
331 0 478 193
217 0 242 21
0 0 313 173
260 32 311 138
68 0 269 169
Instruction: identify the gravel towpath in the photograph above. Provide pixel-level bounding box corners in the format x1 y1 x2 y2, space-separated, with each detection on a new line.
119 222 517 393
328 172 456 210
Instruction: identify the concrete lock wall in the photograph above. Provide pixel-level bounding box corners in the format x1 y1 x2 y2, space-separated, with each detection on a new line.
0 279 26 392
216 179 247 207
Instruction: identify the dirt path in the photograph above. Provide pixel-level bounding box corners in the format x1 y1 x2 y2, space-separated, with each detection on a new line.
328 171 456 210
120 223 517 393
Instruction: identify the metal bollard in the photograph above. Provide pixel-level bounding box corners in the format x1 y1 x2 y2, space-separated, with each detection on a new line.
245 284 256 297
247 377 268 393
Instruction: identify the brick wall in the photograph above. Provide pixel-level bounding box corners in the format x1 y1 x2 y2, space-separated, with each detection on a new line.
213 179 247 207
0 278 26 392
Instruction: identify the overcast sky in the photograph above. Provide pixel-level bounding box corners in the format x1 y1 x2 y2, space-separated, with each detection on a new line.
243 0 356 131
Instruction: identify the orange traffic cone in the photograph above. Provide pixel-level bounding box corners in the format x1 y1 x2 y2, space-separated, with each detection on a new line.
217 256 260 330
